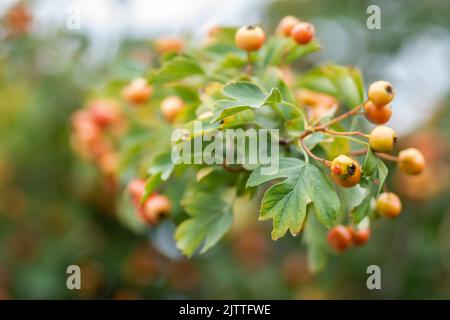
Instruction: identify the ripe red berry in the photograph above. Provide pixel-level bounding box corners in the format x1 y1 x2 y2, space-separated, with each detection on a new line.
376 192 402 219
368 81 395 106
139 194 172 225
369 126 397 152
290 22 315 45
327 225 352 252
398 148 426 175
364 101 392 125
330 155 361 188
276 16 300 37
235 25 266 52
122 77 152 105
348 226 371 246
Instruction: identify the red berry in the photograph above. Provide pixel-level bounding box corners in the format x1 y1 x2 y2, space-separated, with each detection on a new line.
290 22 315 45
364 101 392 125
348 226 371 246
139 194 172 225
327 225 352 252
276 16 300 37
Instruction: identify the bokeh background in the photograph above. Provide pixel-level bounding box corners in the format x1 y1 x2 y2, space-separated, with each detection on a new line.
0 0 449 299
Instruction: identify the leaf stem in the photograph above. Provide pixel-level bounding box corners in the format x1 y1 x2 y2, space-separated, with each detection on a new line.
299 138 331 167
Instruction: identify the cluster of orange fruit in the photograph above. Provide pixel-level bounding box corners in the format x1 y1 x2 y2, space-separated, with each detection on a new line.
71 99 125 177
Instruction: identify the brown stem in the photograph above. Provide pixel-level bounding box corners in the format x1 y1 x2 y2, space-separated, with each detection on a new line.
319 102 365 129
349 149 399 162
299 138 331 167
323 128 369 139
376 153 399 162
222 161 245 173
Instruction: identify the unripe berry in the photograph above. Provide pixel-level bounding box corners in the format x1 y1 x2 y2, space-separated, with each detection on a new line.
364 101 392 125
155 37 185 55
398 148 425 175
330 155 361 188
161 96 185 123
327 225 352 252
235 25 265 52
376 192 402 219
290 22 315 45
368 81 395 106
369 126 397 152
140 194 171 225
347 226 371 246
127 179 146 204
276 16 300 36
122 77 152 105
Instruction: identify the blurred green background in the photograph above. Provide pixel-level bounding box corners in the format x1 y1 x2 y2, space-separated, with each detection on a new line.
0 0 449 299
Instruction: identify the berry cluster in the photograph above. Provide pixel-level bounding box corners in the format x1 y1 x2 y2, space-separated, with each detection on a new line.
70 16 430 265
70 99 125 177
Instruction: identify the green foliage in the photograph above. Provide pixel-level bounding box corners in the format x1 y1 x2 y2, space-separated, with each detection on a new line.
247 158 339 239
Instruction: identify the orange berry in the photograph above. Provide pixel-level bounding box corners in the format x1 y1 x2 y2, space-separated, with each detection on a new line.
122 77 152 105
155 37 185 54
88 99 122 128
327 225 352 252
364 101 392 125
140 194 172 225
160 96 185 122
348 226 371 246
398 148 426 175
290 22 315 45
235 25 265 52
276 16 300 36
330 155 361 188
127 179 146 204
376 192 402 219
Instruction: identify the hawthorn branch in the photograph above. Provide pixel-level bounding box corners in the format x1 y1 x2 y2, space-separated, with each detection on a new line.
299 138 331 167
318 102 365 129
323 128 369 139
350 149 399 162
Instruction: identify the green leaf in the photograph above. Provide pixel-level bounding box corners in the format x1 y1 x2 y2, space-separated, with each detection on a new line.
247 158 340 239
375 159 388 196
150 56 204 84
260 36 291 69
175 180 234 257
148 151 175 181
299 65 364 108
350 193 372 225
141 173 162 204
304 206 328 273
362 149 388 195
285 40 321 63
212 82 282 122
